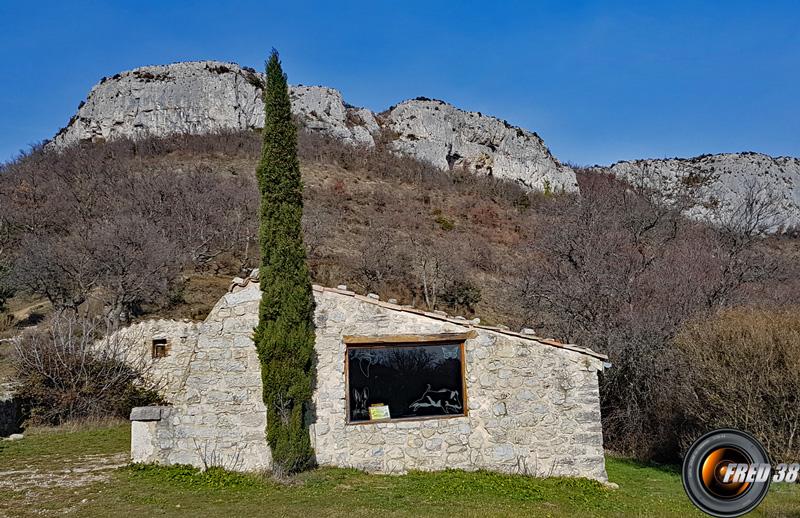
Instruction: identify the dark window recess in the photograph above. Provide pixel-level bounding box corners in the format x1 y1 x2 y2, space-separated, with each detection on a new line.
152 338 168 358
347 342 465 422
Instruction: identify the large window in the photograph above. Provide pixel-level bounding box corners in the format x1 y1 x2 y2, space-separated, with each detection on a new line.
345 334 469 423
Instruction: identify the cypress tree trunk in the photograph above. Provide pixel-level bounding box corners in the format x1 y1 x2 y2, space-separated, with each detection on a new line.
254 50 316 476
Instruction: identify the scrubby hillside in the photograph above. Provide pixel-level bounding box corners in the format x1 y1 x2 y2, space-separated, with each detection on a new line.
3 128 800 459
48 60 800 229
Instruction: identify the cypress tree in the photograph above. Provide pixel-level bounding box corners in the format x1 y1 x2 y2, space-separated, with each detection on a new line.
253 49 316 476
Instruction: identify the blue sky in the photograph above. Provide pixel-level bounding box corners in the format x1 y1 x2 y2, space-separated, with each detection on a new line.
1 1 798 165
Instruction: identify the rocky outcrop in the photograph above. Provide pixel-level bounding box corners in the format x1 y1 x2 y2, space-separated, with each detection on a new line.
53 62 262 145
52 60 799 218
50 61 576 193
52 61 379 148
290 86 379 146
602 153 800 231
384 99 576 191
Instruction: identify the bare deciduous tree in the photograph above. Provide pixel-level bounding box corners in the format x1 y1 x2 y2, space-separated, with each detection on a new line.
509 169 792 459
12 309 162 425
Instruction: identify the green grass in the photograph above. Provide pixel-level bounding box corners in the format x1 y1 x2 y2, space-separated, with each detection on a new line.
0 420 128 461
2 423 800 517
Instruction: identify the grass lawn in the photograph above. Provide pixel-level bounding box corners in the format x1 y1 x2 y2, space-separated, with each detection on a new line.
1 423 799 517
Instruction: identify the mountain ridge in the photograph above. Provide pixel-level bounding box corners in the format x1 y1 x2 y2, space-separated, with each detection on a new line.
48 60 799 230
599 152 800 231
51 60 576 193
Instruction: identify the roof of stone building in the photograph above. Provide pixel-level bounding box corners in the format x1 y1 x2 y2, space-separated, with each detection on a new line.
229 269 608 361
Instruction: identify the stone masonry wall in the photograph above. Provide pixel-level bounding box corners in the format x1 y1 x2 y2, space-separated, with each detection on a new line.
132 283 271 471
131 281 607 481
104 319 200 401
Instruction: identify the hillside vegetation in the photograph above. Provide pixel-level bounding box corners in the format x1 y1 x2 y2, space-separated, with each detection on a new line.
1 128 799 461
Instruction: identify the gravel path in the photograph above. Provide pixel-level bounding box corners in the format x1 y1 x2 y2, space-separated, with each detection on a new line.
0 452 128 492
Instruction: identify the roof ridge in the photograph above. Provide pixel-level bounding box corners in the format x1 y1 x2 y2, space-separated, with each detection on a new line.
230 270 607 360
313 284 607 361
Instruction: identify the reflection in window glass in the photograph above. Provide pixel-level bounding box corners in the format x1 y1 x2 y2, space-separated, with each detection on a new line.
347 342 465 422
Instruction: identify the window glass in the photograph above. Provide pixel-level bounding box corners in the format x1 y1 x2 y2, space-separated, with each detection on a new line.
347 342 465 422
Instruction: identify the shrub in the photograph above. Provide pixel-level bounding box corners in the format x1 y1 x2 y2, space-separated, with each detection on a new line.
12 310 162 425
435 214 455 231
674 307 800 461
542 179 552 197
0 260 13 313
440 279 482 314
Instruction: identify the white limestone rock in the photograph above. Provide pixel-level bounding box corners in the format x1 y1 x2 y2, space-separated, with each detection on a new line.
290 86 378 146
49 61 577 194
383 98 578 192
48 60 800 215
51 61 378 148
603 152 800 232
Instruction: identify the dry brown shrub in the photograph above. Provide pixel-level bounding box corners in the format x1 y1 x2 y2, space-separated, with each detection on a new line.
675 307 800 461
12 310 162 426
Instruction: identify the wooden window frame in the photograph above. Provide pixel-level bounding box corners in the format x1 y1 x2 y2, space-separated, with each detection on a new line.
343 332 473 425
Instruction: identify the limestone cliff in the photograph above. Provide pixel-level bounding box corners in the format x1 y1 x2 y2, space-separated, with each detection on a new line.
383 98 576 191
50 61 577 193
601 153 800 231
50 60 799 226
52 61 377 148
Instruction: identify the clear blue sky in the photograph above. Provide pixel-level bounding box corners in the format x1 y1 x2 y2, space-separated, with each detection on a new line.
1 1 798 165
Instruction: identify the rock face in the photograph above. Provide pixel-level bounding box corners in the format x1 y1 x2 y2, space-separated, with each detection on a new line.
603 153 800 231
291 86 379 146
53 60 799 219
51 61 576 192
384 99 576 191
129 271 607 480
53 61 378 148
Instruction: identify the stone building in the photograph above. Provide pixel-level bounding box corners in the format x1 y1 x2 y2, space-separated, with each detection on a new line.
130 270 609 481
107 319 200 397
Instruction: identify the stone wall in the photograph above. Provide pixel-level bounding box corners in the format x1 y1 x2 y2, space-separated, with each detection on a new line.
131 280 607 481
131 281 271 471
103 319 200 401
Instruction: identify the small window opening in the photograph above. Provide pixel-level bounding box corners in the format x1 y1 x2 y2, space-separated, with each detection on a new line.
152 338 168 358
